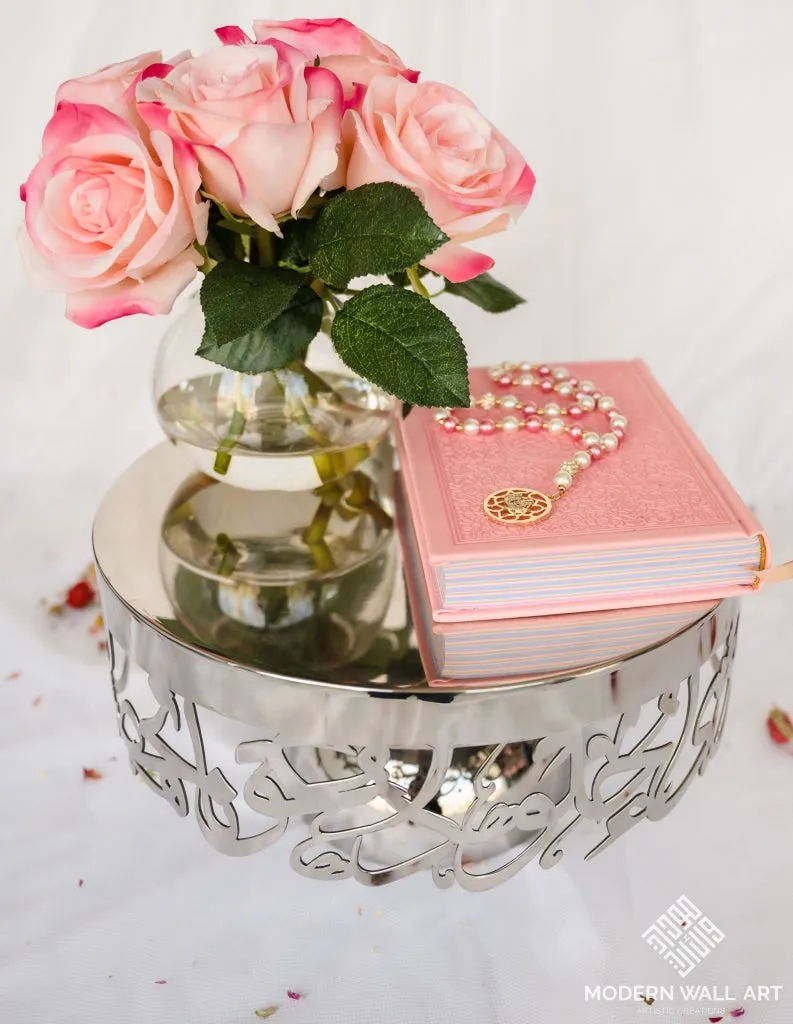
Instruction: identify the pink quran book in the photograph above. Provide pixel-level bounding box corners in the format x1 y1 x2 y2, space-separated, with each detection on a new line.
395 360 768 622
398 481 718 683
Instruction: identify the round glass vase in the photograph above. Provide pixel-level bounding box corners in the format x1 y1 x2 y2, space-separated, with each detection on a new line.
153 293 394 491
152 293 399 675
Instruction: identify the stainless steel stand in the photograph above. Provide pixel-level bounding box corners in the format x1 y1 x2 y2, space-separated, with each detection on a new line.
95 444 738 890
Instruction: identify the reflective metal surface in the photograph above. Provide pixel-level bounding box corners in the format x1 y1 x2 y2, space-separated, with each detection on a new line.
95 444 740 889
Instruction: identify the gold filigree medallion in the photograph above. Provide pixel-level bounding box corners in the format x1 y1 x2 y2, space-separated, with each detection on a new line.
483 488 554 524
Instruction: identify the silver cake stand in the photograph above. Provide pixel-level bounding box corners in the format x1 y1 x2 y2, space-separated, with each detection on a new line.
94 444 739 891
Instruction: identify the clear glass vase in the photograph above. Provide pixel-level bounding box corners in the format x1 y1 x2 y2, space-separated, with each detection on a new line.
153 293 394 490
153 293 399 675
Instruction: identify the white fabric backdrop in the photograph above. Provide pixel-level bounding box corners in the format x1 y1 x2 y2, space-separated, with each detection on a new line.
2 2 793 1022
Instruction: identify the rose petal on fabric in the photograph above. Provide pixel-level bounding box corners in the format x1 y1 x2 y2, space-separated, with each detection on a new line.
421 240 495 282
65 249 200 328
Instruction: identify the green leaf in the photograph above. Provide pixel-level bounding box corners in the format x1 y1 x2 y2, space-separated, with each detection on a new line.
200 261 302 346
330 284 469 407
444 271 525 313
278 217 316 269
310 182 448 288
197 285 322 374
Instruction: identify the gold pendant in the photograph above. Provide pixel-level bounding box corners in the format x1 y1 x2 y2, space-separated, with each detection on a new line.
483 488 554 524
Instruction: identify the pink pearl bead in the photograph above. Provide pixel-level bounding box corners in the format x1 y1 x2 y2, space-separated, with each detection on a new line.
479 418 495 435
591 391 602 401
568 424 584 441
441 416 459 432
538 364 551 377
540 379 554 393
575 391 589 403
612 426 625 441
568 377 579 388
522 401 538 416
497 373 512 387
525 416 542 432
568 404 584 418
607 408 622 421
588 444 604 460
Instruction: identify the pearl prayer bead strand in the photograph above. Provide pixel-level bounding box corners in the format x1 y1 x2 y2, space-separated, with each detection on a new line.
433 362 628 499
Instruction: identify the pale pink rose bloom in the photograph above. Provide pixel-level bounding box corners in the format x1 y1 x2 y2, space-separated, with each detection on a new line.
55 51 163 121
136 42 344 232
247 18 418 102
345 77 535 282
20 102 208 328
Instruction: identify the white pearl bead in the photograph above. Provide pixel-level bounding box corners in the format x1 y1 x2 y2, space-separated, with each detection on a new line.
601 431 619 451
583 432 601 448
519 373 535 387
488 366 503 381
502 416 520 432
610 414 628 430
598 395 616 412
519 361 532 372
501 394 519 409
579 380 595 393
556 382 574 396
544 402 561 416
547 417 565 435
434 408 451 421
574 450 591 468
554 470 573 489
463 417 480 435
580 396 596 412
552 367 569 381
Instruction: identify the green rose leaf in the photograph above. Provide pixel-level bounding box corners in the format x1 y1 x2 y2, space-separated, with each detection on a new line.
198 265 321 373
200 261 303 345
310 182 448 288
330 284 470 407
444 271 525 313
278 217 316 270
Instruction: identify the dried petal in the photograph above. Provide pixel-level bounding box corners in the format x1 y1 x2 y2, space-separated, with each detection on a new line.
31 696 42 707
82 767 103 781
3 671 21 681
287 991 303 1001
66 580 95 609
154 980 167 985
767 707 793 744
78 879 84 888
254 1009 278 1019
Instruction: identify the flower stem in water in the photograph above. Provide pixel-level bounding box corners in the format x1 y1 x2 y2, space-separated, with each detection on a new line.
214 373 246 475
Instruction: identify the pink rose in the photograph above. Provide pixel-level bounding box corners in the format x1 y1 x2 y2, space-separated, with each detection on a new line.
345 78 535 282
136 42 343 232
55 51 163 121
20 102 208 328
248 18 418 101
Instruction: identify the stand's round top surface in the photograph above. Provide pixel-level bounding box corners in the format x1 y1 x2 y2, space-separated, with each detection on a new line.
93 444 731 732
